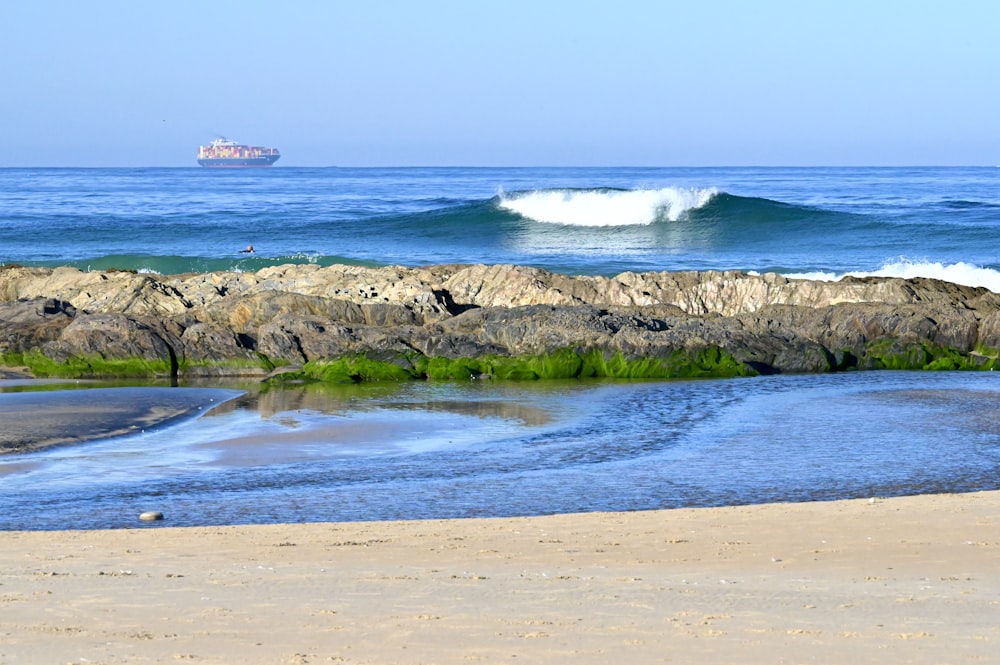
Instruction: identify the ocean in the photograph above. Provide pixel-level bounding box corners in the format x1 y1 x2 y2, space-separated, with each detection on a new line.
4 166 1000 284
2 166 1000 530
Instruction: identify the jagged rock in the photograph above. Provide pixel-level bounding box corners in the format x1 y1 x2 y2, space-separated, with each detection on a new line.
0 298 77 353
41 313 180 364
179 322 258 363
2 263 999 379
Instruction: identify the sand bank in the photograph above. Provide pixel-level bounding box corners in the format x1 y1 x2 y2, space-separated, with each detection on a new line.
1 491 997 664
0 385 240 454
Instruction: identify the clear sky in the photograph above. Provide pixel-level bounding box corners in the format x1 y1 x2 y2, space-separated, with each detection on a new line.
3 0 998 167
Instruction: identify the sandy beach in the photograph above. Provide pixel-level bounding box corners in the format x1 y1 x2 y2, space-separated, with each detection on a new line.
1 491 997 664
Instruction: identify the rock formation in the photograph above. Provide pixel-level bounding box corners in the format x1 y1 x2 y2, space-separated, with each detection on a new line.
2 263 1000 381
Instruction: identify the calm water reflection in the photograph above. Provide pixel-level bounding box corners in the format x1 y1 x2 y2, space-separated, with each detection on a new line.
2 371 1000 530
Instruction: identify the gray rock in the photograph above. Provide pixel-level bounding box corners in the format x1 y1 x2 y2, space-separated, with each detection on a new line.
3 264 999 379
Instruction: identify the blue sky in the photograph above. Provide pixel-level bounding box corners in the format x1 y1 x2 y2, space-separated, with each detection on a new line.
3 1 998 166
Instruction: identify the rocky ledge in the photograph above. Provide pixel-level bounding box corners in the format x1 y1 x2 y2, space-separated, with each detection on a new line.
2 263 1000 382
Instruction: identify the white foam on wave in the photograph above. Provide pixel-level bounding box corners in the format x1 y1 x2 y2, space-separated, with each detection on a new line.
499 187 718 226
785 259 1000 293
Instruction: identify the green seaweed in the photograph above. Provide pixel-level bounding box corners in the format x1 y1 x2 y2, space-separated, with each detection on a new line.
864 339 992 371
1 351 173 379
21 338 1000 384
304 355 415 383
415 356 489 380
1 351 294 379
184 357 277 371
3 345 758 383
263 346 756 385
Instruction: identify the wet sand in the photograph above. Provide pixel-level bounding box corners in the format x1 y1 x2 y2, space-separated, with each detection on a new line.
1 491 998 664
0 385 241 454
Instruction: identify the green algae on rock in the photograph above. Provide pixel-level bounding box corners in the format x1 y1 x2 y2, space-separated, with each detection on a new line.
264 347 757 385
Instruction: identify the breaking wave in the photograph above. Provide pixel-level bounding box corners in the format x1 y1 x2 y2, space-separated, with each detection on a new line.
498 187 718 226
785 259 1000 293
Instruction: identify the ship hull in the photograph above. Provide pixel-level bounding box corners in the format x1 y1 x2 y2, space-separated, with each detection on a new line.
198 155 280 168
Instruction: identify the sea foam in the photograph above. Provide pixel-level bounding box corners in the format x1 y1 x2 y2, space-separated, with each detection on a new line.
499 187 717 226
786 259 1000 294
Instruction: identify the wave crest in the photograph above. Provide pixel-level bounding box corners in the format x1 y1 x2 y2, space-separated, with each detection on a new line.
786 259 1000 294
498 187 718 226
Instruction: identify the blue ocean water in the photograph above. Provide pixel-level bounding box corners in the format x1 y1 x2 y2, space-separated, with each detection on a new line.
2 166 1000 284
3 166 1000 530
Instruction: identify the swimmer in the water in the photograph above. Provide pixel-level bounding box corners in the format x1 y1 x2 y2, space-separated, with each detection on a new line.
241 244 255 253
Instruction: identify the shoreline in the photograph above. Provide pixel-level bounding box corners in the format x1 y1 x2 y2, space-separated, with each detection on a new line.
2 377 998 661
2 491 997 663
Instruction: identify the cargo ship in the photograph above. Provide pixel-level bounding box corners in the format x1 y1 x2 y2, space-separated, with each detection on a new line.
197 137 280 167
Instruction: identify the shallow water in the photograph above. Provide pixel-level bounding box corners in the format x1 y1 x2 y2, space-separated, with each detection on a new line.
2 371 999 531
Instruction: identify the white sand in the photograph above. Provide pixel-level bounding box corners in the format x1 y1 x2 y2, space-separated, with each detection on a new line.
1 491 997 664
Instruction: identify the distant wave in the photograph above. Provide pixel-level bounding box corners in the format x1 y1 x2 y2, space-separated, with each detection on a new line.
498 187 718 226
939 199 1000 210
786 259 1000 294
